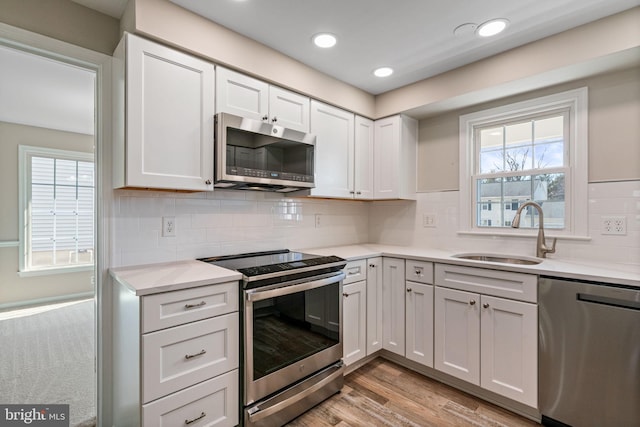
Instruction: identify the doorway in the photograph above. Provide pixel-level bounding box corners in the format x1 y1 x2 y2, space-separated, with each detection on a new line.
0 38 101 427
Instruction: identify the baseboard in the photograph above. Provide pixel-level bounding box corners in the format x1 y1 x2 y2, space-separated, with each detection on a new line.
0 291 94 311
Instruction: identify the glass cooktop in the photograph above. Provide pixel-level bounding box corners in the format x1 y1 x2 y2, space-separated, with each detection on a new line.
198 249 345 278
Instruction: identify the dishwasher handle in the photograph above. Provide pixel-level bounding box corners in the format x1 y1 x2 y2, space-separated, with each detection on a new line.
577 293 640 311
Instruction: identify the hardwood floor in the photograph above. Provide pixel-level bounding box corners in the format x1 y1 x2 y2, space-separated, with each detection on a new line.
287 358 540 427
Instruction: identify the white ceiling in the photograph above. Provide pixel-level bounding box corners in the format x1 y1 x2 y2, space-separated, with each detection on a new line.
71 0 639 94
168 0 639 95
0 44 95 135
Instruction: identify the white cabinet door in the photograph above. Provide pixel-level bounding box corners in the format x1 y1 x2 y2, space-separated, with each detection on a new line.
269 86 310 132
216 67 310 132
354 116 374 199
373 115 417 200
310 100 355 198
366 257 383 354
480 295 538 408
406 282 434 367
434 286 480 384
382 257 405 356
342 280 367 366
215 66 268 120
120 34 214 191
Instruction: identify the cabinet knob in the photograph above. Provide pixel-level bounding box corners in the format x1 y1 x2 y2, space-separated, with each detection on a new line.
483 303 490 308
262 115 268 121
414 268 422 276
205 179 212 185
271 116 278 123
343 292 349 298
356 191 362 195
369 264 376 268
469 299 476 306
349 191 355 194
406 288 412 293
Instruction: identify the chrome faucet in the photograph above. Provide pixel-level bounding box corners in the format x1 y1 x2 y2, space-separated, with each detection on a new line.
511 201 557 258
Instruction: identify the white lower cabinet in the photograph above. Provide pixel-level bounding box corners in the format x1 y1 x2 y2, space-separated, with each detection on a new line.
142 370 239 427
342 257 383 367
405 281 434 367
382 258 406 356
366 257 383 354
434 264 538 408
342 280 367 366
112 280 240 427
405 260 434 367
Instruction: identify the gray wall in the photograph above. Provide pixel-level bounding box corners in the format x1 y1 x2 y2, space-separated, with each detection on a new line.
0 122 94 306
417 67 640 192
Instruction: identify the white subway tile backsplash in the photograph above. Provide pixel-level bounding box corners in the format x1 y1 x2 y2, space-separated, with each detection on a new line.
112 181 639 268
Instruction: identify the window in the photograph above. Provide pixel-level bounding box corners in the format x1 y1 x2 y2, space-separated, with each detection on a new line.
459 88 588 237
19 146 94 273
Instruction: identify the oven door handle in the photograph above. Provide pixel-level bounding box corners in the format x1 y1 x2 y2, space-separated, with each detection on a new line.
246 272 345 302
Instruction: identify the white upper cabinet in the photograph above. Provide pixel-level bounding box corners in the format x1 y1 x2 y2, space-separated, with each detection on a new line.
113 33 215 191
353 116 375 200
310 100 355 198
374 115 418 200
216 66 310 132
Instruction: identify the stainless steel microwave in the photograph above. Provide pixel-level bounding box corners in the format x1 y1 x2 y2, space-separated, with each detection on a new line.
214 112 316 192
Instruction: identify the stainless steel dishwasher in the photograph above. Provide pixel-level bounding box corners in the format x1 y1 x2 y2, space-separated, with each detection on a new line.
539 276 640 427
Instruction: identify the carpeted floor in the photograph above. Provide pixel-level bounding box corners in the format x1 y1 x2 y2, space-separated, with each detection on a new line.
0 299 96 427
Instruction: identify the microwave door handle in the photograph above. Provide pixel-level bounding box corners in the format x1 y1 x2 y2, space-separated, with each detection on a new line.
246 272 345 302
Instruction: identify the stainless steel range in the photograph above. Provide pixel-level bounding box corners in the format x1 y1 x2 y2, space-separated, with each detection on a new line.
199 250 347 427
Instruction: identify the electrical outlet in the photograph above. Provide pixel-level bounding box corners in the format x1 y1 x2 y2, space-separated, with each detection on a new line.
423 214 437 228
601 216 626 235
162 216 176 237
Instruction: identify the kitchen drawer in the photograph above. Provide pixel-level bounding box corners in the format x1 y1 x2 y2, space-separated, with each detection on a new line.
142 312 239 403
142 369 239 427
142 281 238 333
405 260 434 284
435 264 537 303
343 259 367 284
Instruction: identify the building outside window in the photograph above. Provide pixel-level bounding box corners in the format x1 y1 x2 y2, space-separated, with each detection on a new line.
19 145 94 273
459 88 588 237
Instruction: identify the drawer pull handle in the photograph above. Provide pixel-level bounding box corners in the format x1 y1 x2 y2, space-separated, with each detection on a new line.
369 264 376 268
184 301 207 309
185 412 206 425
406 288 412 293
469 300 476 306
483 303 490 308
185 349 207 360
414 268 422 275
343 293 349 298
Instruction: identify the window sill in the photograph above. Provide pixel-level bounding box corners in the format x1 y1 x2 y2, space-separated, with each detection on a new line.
18 265 94 277
456 230 591 241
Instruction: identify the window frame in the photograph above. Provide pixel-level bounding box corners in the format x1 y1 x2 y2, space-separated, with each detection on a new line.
18 145 95 275
458 87 589 238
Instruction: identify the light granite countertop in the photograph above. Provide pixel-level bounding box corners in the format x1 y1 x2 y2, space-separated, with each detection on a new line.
299 244 640 288
110 259 242 296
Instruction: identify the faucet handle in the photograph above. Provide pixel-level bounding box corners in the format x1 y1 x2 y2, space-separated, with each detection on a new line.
545 238 557 255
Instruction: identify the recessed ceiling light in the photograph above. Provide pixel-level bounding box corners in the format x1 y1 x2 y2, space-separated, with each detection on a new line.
373 67 393 78
476 18 509 37
313 33 337 48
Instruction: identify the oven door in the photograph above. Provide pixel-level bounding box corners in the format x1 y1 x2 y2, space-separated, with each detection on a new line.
244 271 345 405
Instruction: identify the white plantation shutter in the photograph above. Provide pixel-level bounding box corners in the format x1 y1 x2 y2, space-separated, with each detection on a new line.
20 146 94 272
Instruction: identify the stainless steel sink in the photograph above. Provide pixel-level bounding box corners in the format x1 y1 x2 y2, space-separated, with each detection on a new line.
452 253 542 265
